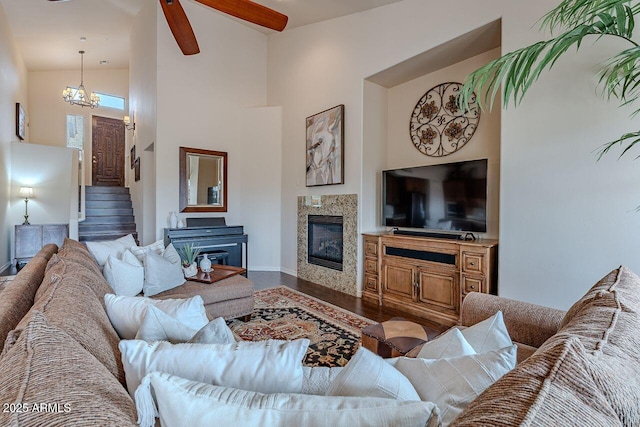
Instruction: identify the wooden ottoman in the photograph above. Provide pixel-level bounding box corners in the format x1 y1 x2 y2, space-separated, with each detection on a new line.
152 274 254 321
361 317 431 358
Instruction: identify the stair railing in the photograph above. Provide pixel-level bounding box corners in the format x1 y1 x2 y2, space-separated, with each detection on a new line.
78 149 86 223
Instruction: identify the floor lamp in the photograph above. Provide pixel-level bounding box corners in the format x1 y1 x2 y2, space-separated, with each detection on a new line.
19 186 33 225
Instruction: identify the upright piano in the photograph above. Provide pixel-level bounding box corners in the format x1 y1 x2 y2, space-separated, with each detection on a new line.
163 217 247 268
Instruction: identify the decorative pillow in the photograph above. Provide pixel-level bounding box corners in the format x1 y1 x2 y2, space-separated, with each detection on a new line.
86 234 137 268
460 311 512 353
393 345 517 425
0 311 138 426
135 372 441 427
142 244 184 297
187 317 236 345
119 339 310 398
104 294 208 339
302 366 344 395
416 328 476 359
103 250 144 296
130 239 165 263
326 347 420 401
135 305 198 343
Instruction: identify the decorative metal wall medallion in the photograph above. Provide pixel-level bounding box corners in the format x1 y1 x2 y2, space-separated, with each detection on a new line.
409 82 480 157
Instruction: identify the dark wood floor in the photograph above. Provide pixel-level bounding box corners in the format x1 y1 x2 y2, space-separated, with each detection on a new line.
248 271 446 339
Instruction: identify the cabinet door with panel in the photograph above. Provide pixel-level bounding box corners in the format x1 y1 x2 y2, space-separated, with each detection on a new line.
382 257 416 302
417 267 459 315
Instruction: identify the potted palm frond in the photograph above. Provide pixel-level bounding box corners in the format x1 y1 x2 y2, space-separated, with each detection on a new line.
459 0 640 159
177 243 201 278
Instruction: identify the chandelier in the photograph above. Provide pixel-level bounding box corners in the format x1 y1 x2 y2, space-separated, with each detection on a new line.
62 50 100 109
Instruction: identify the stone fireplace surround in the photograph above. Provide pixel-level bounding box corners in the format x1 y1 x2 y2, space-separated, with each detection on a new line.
297 194 358 296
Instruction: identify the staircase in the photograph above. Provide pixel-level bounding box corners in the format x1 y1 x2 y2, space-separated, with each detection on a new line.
78 186 138 243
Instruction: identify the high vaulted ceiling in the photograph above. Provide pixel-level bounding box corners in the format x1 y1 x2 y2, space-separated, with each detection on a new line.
0 0 404 71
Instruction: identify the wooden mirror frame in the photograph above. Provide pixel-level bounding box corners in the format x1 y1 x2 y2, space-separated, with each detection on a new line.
179 146 228 213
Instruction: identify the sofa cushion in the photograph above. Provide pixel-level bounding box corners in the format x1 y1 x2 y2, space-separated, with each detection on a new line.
142 244 185 297
451 338 623 426
0 244 57 346
13 254 126 385
120 339 310 398
0 311 137 426
105 294 209 339
135 305 198 343
454 266 640 426
86 234 137 268
416 327 476 359
326 347 420 401
392 345 517 425
104 250 144 297
135 372 441 427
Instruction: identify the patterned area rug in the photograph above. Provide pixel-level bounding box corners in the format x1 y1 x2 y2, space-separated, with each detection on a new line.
228 286 375 367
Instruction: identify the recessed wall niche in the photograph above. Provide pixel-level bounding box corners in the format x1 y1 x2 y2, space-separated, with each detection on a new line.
361 19 502 240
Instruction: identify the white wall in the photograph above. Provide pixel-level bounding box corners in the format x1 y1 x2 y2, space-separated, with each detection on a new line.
129 0 158 244
150 1 282 269
10 142 74 258
0 3 28 270
28 68 129 186
268 0 640 309
384 49 501 239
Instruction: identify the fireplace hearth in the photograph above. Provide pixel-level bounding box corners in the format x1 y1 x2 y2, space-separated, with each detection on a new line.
307 215 343 271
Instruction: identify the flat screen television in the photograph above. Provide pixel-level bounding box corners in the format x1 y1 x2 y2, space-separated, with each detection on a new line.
382 159 488 233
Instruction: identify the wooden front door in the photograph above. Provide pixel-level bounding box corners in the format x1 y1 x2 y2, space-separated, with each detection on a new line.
92 116 125 186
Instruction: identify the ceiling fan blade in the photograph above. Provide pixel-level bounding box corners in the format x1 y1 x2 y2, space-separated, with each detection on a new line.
159 0 200 55
195 0 288 32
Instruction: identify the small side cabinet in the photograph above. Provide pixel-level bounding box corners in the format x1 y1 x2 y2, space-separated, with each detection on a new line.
15 224 68 269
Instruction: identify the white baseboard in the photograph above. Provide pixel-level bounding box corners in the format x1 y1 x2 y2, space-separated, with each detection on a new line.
280 267 297 277
0 262 11 275
247 266 281 272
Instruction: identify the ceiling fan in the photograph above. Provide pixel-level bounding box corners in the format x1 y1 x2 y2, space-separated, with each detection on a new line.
47 0 288 56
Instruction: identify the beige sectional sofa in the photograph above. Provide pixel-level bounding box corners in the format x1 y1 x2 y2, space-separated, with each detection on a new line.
0 238 639 425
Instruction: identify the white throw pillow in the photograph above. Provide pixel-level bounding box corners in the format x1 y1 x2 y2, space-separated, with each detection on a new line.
103 251 144 297
326 347 420 401
135 305 198 343
416 328 477 359
302 366 344 395
135 372 441 427
130 239 165 263
187 317 236 345
393 345 517 425
104 294 208 339
119 339 310 398
142 244 185 297
460 311 512 353
86 234 137 268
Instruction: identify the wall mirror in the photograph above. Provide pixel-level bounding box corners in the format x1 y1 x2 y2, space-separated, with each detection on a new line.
179 146 227 212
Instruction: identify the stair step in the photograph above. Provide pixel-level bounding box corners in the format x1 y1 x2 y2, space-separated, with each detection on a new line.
82 215 135 224
86 200 133 209
79 232 139 242
86 208 133 216
85 193 132 201
85 186 130 195
78 223 137 233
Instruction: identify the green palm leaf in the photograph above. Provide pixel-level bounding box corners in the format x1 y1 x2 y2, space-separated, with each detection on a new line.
459 0 640 160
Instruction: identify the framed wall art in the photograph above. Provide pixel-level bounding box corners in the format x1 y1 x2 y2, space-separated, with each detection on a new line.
306 104 344 187
16 103 26 141
134 157 140 182
130 146 136 169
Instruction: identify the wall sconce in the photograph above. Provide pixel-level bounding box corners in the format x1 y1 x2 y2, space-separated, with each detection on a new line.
123 114 136 132
19 186 33 225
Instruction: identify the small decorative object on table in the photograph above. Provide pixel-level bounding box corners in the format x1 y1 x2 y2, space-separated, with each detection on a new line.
199 253 212 273
169 211 178 228
177 243 200 278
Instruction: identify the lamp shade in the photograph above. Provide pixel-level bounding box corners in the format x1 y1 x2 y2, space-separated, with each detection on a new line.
19 186 33 199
